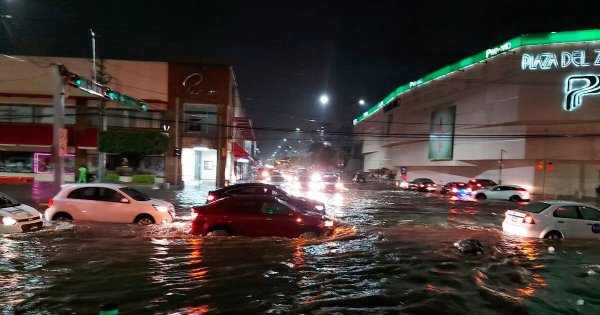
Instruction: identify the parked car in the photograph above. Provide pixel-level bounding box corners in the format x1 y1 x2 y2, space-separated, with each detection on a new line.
206 183 325 213
0 192 43 233
503 201 600 239
44 183 175 225
473 185 530 201
467 179 497 190
409 178 437 192
190 195 335 237
440 182 471 196
353 173 366 183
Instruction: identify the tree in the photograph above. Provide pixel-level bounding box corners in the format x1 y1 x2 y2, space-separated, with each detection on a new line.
98 130 169 168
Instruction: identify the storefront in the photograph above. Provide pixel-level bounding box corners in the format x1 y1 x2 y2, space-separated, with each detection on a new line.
354 29 600 197
0 56 255 186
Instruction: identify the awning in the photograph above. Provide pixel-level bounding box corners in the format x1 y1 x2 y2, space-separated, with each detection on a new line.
232 142 250 158
234 117 256 141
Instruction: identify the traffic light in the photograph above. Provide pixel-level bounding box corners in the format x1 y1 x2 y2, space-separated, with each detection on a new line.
174 147 181 156
546 161 553 171
137 101 148 111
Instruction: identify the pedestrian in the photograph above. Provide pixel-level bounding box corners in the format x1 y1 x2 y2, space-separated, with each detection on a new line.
77 165 88 183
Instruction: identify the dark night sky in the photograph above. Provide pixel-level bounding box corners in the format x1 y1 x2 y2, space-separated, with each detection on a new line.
2 0 600 158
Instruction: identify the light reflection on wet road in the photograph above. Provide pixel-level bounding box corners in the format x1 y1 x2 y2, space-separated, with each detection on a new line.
1 183 600 314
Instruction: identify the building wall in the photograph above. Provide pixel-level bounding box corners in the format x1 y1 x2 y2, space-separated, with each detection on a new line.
356 39 600 197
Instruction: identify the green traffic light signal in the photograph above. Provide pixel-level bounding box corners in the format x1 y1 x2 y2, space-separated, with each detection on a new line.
138 102 148 111
75 78 85 86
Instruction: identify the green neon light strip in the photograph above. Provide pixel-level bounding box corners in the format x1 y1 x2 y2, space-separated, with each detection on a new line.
353 29 600 125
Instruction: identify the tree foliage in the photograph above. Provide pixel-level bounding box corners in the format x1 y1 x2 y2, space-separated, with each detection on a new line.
99 130 169 168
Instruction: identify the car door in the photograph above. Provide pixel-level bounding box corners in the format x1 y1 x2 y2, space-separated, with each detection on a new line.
228 199 270 236
487 186 502 199
260 200 301 237
496 186 514 200
552 206 580 238
65 187 98 220
91 188 132 223
575 206 600 239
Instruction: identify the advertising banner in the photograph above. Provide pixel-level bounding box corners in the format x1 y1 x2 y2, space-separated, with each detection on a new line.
428 106 456 160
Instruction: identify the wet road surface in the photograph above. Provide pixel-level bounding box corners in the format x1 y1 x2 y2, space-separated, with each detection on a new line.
1 183 600 314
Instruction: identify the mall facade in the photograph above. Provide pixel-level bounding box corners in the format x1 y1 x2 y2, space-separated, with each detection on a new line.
354 29 600 197
0 56 256 186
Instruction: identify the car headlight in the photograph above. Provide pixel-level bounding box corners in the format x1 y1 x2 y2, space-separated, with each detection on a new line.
2 216 17 225
324 220 334 227
315 205 324 211
153 205 169 212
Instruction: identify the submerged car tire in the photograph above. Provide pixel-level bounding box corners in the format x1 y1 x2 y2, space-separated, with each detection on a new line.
544 231 563 240
509 195 522 202
207 225 232 236
475 193 487 200
52 212 73 221
134 214 155 225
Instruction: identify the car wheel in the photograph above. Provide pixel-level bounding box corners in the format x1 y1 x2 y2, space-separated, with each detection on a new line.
544 231 563 240
52 212 73 221
134 214 155 225
299 230 319 238
509 195 522 202
207 226 232 236
475 193 487 200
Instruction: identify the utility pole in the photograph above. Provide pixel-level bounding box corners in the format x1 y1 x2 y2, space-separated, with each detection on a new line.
499 149 506 184
96 59 108 182
53 65 66 192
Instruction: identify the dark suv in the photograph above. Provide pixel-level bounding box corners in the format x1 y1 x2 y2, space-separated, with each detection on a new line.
206 183 325 213
409 178 437 192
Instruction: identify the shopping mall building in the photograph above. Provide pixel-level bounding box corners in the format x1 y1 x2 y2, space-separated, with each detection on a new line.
354 29 600 197
0 56 257 186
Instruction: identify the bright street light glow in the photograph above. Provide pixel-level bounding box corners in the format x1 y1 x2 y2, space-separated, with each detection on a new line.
319 94 329 105
359 99 366 106
283 138 287 141
296 127 300 131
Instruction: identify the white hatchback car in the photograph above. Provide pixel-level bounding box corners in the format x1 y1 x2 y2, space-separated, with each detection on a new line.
503 201 600 239
0 192 43 233
45 183 175 225
473 185 530 201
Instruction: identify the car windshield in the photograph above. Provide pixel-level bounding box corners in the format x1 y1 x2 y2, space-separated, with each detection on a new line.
520 202 551 213
0 193 20 208
120 187 151 201
323 176 337 182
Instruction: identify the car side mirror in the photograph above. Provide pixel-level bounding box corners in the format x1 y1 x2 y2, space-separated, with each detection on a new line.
120 198 130 203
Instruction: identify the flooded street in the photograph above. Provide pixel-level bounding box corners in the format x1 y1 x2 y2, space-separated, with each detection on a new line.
1 183 600 314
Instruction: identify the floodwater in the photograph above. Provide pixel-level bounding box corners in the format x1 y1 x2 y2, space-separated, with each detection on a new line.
1 183 600 314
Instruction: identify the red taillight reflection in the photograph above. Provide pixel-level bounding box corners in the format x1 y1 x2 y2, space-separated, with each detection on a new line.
48 198 53 207
523 214 535 224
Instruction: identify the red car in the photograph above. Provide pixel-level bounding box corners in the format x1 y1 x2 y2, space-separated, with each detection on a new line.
189 195 335 238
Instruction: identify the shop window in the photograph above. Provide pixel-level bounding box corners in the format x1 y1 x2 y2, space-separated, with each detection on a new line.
0 152 33 173
184 103 218 136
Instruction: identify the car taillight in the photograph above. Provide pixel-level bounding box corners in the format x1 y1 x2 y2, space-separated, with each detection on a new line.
419 184 425 187
522 214 535 224
296 217 303 223
48 198 53 207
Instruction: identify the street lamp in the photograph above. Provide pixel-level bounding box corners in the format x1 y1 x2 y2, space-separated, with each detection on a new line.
319 94 329 105
359 99 366 106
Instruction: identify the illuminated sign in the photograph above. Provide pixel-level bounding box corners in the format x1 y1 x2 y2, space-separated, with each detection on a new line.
563 74 600 111
409 79 423 88
486 42 512 58
522 49 600 70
